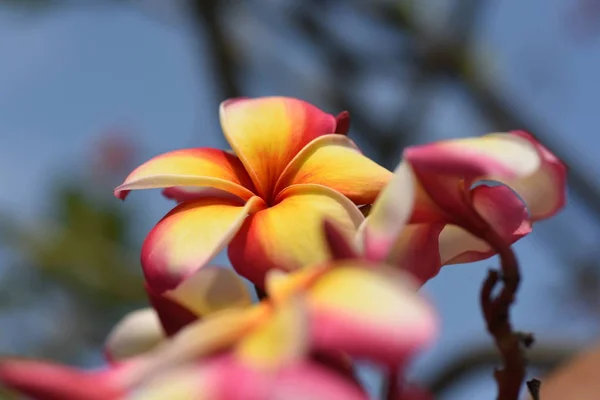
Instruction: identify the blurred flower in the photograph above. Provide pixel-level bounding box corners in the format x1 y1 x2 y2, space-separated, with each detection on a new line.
359 130 567 284
115 97 391 293
0 258 437 399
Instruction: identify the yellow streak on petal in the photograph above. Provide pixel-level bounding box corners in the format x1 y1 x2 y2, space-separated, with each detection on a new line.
115 148 255 200
219 97 336 200
275 134 392 204
308 262 427 327
165 266 253 317
265 266 329 305
236 298 308 370
229 184 364 286
142 196 265 292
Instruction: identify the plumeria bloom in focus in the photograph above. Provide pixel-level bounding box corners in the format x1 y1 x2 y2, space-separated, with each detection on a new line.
359 130 567 284
0 257 437 400
114 97 391 295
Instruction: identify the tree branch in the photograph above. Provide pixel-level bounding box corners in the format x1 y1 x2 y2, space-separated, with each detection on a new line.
189 0 239 100
424 344 576 396
480 228 529 400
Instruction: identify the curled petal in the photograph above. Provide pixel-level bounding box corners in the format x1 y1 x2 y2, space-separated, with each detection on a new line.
145 283 198 337
360 161 416 262
164 266 253 317
219 97 337 200
404 132 541 181
105 308 165 363
236 298 309 371
387 224 445 286
162 186 245 203
228 184 364 287
440 184 532 265
307 262 438 365
0 359 121 400
323 219 361 260
386 185 531 284
114 148 256 201
334 110 351 135
275 134 392 204
404 131 566 223
142 196 265 293
504 131 567 221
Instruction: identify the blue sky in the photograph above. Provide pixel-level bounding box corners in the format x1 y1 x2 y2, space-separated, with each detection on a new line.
1 0 599 398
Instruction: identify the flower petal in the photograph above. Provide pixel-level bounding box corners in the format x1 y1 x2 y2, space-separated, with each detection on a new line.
0 359 121 400
236 298 309 371
404 132 541 181
114 148 256 201
274 134 392 204
334 111 351 135
219 97 337 200
505 131 567 221
228 184 364 287
135 307 268 380
385 185 532 284
142 196 266 293
145 283 198 337
126 356 272 400
386 224 445 285
105 308 165 364
271 361 368 400
404 131 567 222
439 184 532 265
323 219 361 260
359 161 417 262
164 266 253 317
307 261 438 365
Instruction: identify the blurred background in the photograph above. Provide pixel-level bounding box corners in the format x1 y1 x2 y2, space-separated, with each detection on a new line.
0 0 599 398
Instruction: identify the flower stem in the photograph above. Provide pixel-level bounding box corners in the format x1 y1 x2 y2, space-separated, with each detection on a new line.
254 284 267 301
480 228 529 400
384 366 400 400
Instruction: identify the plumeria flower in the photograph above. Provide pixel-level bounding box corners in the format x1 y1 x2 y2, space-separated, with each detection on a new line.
358 130 567 284
114 97 391 293
0 259 437 399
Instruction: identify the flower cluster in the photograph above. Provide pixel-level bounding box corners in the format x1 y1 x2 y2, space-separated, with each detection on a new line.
0 97 567 399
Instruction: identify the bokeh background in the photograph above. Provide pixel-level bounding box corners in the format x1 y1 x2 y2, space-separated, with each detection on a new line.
1 0 599 398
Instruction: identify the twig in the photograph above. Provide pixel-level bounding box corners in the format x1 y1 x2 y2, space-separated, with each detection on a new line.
384 366 400 400
423 343 576 396
480 228 529 400
527 379 541 400
254 285 267 301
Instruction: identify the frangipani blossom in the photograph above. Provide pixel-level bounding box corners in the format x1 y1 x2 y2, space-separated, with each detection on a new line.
115 97 390 291
131 259 437 381
0 256 436 400
360 130 567 284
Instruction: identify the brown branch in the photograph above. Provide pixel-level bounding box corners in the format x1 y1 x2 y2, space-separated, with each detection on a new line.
384 367 400 400
189 0 239 100
424 343 576 396
480 228 530 400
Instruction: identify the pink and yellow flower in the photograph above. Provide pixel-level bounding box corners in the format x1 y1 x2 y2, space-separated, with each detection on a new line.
115 97 391 292
359 130 567 284
0 260 436 399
